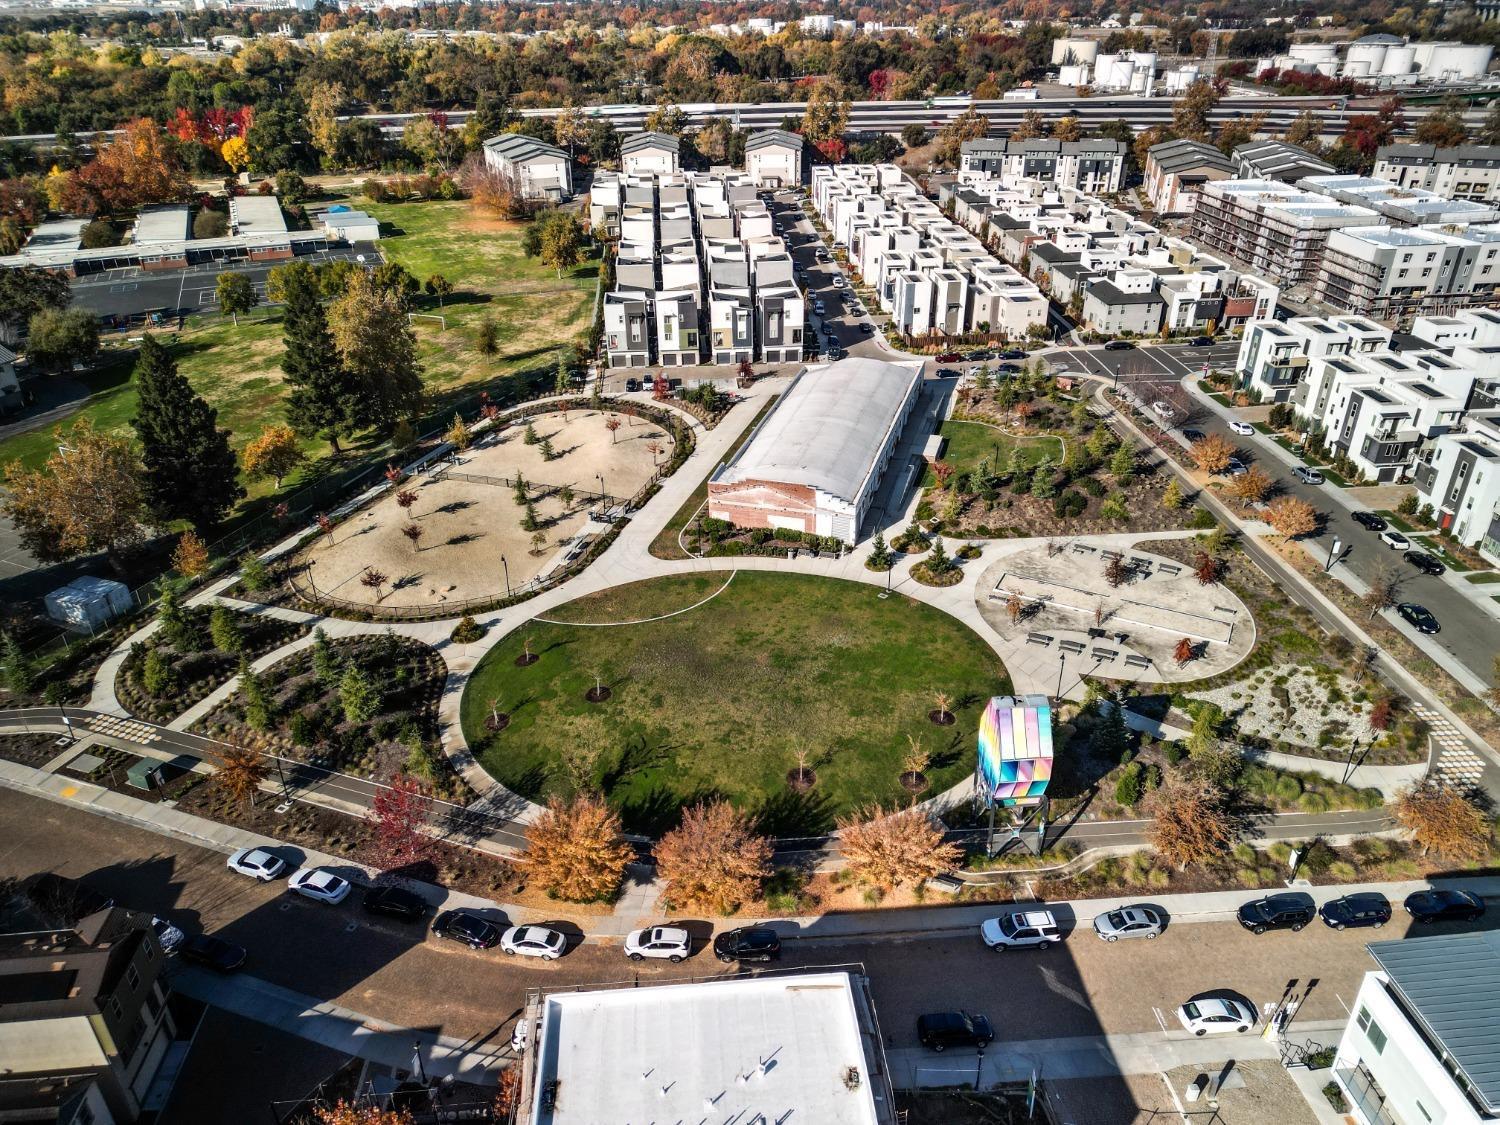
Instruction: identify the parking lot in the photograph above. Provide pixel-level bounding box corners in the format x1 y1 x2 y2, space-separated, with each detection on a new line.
68 246 377 321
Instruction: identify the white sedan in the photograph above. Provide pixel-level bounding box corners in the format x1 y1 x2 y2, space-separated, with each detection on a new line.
1228 420 1255 436
1151 401 1175 418
500 925 567 961
624 926 692 962
288 867 352 905
227 847 286 882
1177 997 1256 1037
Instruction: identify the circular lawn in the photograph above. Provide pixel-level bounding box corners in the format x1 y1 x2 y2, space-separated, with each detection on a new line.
460 572 1010 835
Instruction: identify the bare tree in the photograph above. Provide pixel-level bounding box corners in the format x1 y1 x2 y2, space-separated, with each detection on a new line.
1147 778 1238 870
215 736 269 807
1394 781 1491 860
654 800 773 914
1363 565 1402 620
523 795 634 902
837 806 963 890
1006 592 1024 624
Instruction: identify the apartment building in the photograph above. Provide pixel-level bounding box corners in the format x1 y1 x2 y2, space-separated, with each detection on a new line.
1237 314 1390 402
1296 174 1500 227
744 129 805 188
1230 139 1335 183
1189 179 1382 285
1374 143 1500 202
958 138 1126 194
620 131 680 177
481 133 572 201
1331 933 1500 1125
1315 223 1500 322
1412 411 1500 560
0 907 179 1123
1316 350 1470 482
1143 138 1234 214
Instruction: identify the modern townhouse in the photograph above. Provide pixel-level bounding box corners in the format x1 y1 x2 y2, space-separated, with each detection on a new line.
1080 268 1167 336
1315 223 1500 322
1237 314 1391 402
1314 350 1471 482
1412 410 1500 560
1189 180 1383 286
1374 143 1500 202
958 138 1127 194
1143 138 1235 214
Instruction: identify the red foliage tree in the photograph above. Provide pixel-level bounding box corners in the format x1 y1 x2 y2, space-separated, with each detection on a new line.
370 773 432 872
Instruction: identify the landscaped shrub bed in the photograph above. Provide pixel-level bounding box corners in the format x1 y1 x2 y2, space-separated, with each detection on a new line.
117 607 310 724
196 631 470 801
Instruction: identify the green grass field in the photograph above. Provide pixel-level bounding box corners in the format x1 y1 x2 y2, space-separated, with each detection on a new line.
0 199 596 501
461 572 1010 835
924 419 1062 487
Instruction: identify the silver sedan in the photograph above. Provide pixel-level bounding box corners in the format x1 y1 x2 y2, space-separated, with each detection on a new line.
1092 905 1165 942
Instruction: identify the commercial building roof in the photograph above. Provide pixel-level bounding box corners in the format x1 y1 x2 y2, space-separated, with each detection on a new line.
621 130 680 155
22 219 86 254
1147 138 1234 175
1368 931 1500 1113
133 204 192 244
529 972 887 1125
713 357 922 504
229 194 288 235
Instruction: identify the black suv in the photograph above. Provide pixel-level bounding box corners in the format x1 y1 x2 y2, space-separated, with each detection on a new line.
1405 889 1485 924
363 885 429 922
1318 893 1391 930
713 926 782 963
1352 511 1387 532
1405 551 1445 576
179 933 247 972
1236 893 1316 934
917 1011 994 1052
432 910 501 949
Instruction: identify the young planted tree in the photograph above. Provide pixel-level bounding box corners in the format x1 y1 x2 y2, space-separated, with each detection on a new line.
1108 444 1135 483
395 489 418 517
1265 495 1318 538
1193 550 1222 586
311 628 338 686
1104 555 1126 588
370 773 433 871
0 631 37 696
239 657 274 731
339 664 381 724
539 437 556 461
524 795 634 902
654 800 773 914
131 335 244 529
1226 465 1272 506
521 502 540 532
1363 565 1402 621
241 424 307 490
605 417 622 444
1161 478 1185 510
156 585 201 652
930 690 953 724
1189 433 1235 474
215 271 256 325
837 806 963 891
215 737 269 807
1394 781 1491 860
1174 636 1197 666
646 440 664 465
1147 778 1238 870
360 568 388 600
401 523 424 551
901 734 930 791
172 530 210 579
529 530 548 555
1006 592 1024 624
424 274 454 307
209 605 245 653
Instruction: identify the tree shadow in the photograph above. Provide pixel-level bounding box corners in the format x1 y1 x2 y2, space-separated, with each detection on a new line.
620 782 724 837
446 533 483 546
599 736 672 793
752 787 838 838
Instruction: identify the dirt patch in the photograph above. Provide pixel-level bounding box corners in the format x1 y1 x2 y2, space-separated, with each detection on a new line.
0 732 67 769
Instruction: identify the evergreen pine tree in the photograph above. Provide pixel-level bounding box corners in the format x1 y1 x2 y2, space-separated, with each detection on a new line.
1092 693 1132 764
131 336 244 529
240 655 273 731
209 605 244 653
279 262 359 453
1109 444 1136 482
156 585 201 652
339 663 380 724
311 627 338 686
0 630 36 695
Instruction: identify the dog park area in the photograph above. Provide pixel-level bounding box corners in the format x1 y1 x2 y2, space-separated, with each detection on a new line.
296 407 674 610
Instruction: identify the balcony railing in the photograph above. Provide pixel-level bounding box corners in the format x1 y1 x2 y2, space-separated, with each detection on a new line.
1334 1067 1399 1125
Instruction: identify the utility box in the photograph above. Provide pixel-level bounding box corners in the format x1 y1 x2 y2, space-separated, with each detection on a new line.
45 576 132 630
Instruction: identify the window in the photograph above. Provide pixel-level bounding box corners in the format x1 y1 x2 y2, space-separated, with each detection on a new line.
1355 1006 1387 1054
125 964 140 992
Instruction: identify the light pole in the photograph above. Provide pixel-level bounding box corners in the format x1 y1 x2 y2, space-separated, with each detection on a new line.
1113 363 1120 388
1325 535 1342 572
597 472 606 503
1055 652 1066 701
501 555 510 597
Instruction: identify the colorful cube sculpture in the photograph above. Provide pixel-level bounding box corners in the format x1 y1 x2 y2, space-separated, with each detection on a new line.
977 694 1053 807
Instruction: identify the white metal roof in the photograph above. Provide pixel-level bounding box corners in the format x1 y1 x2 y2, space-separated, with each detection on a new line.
229 194 288 235
713 357 923 505
530 973 883 1125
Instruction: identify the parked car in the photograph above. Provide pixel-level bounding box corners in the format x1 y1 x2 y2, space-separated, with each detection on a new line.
1228 420 1255 436
1182 428 1205 444
1406 551 1445 576
151 916 185 954
1177 997 1256 1037
1352 511 1387 532
1151 401 1175 418
996 363 1022 375
288 868 352 906
1092 905 1165 942
936 352 963 363
363 885 429 922
1224 457 1248 476
1190 336 1216 347
432 910 501 949
624 378 640 393
814 248 830 261
831 275 846 289
980 909 1062 950
859 322 875 335
624 926 692 962
226 848 286 882
1236 893 1315 934
812 300 826 315
179 932 247 972
1104 340 1134 351
1397 603 1440 634
1404 888 1485 924
713 926 782 963
1293 466 1324 485
500 925 567 961
916 1011 993 1052
1380 529 1411 551
1001 349 1027 360
1319 893 1391 930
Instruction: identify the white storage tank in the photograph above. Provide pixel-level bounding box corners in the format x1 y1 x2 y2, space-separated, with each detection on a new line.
45 576 133 630
1381 45 1417 76
1420 43 1493 81
1051 37 1099 66
1289 43 1339 63
1344 42 1388 74
1315 60 1340 77
1059 64 1090 87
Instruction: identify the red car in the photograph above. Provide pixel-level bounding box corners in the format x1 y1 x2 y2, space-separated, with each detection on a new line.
936 352 963 362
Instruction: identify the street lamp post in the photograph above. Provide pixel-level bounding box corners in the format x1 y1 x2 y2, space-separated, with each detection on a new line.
501 555 510 597
1325 535 1342 572
1113 363 1120 388
1055 652 1066 701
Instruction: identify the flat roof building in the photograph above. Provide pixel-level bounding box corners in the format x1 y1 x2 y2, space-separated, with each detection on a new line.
132 204 192 244
229 194 289 235
522 972 896 1125
709 357 923 542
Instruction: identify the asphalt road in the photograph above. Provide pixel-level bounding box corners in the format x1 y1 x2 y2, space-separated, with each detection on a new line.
1051 342 1500 692
5 784 1485 1062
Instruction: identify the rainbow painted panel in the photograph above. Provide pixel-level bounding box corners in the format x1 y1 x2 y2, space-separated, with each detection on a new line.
977 695 1053 807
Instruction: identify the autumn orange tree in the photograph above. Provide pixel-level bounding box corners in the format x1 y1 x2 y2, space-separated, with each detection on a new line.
1264 495 1318 538
172 530 210 579
313 1101 413 1125
837 806 962 890
1189 433 1235 474
524 795 634 902
215 736 269 807
241 424 307 489
654 800 772 914
1147 778 1238 869
1394 781 1491 860
1226 465 1272 505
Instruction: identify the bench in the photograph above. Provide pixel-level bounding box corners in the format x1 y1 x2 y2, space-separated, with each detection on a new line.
927 872 965 895
1124 654 1152 669
1026 632 1054 646
1071 543 1096 554
1159 563 1182 576
1091 648 1119 662
1058 639 1086 654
